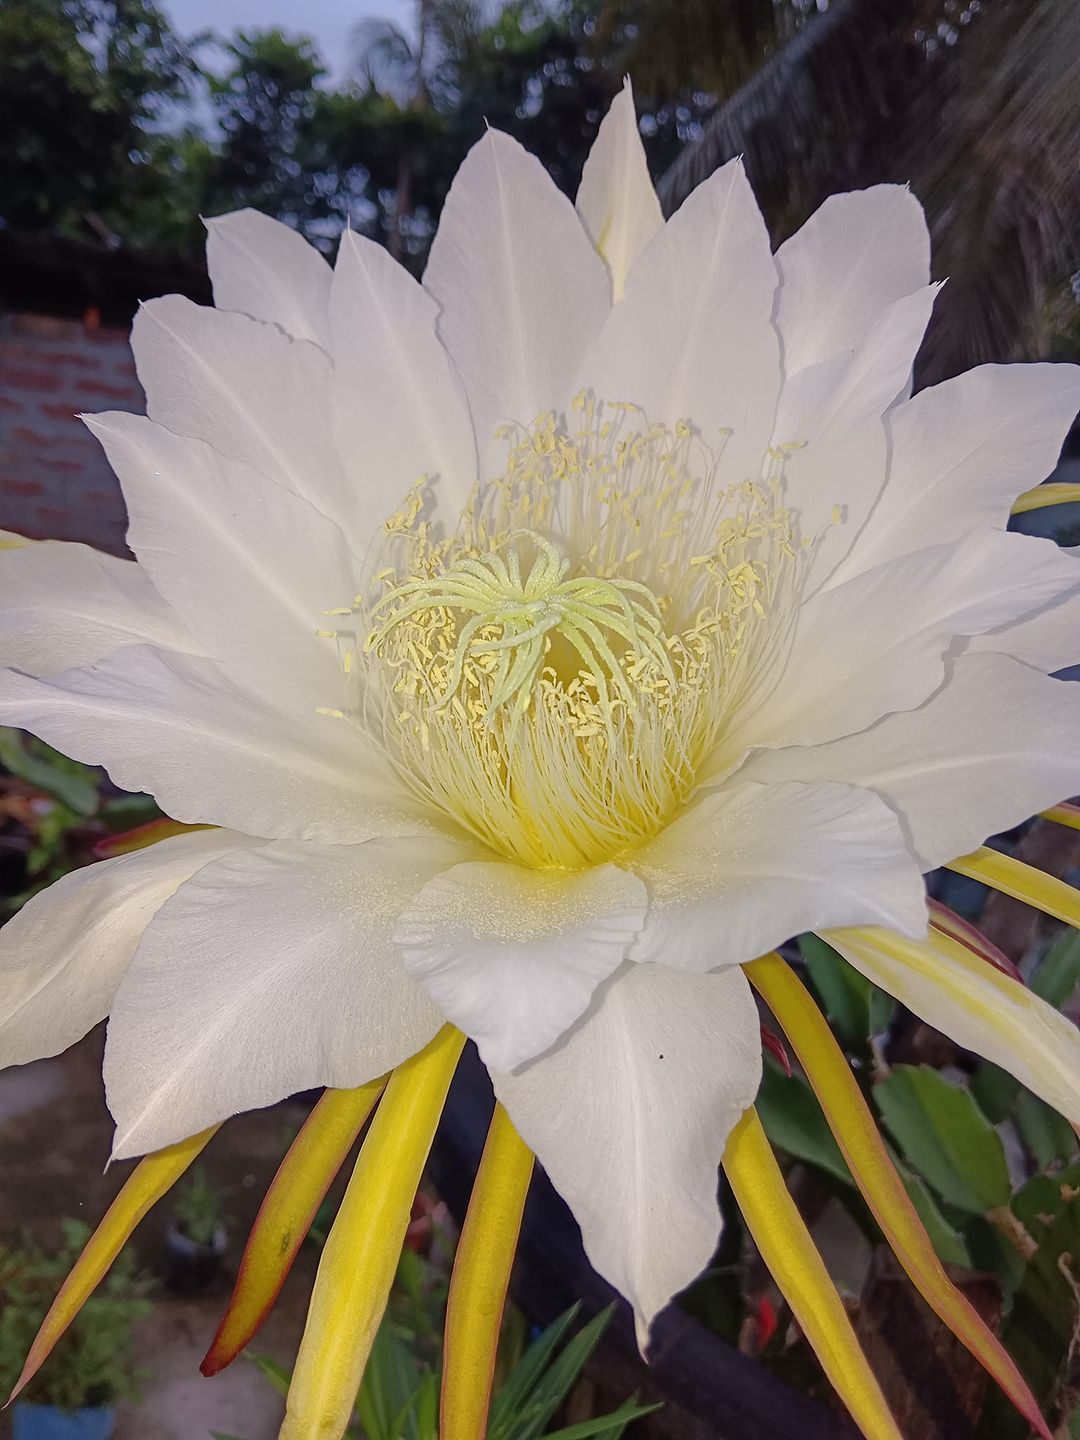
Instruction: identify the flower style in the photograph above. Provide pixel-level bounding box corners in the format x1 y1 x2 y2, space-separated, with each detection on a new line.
2 80 1080 1440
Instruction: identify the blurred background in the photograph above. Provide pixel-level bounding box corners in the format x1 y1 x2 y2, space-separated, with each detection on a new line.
1 2 1080 1438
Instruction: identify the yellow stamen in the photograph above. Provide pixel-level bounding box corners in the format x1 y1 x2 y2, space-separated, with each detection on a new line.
746 952 1050 1439
202 1079 386 1376
722 1107 902 1440
441 1104 533 1440
946 846 1080 929
279 1028 465 1440
1011 482 1080 514
346 407 800 870
9 1126 218 1402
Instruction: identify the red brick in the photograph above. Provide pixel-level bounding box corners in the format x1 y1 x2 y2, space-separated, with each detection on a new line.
0 395 25 413
0 366 61 392
74 378 139 400
1 478 44 498
40 402 78 421
35 457 83 475
11 425 53 448
34 505 74 527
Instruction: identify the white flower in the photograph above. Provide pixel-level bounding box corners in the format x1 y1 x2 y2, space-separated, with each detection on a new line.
2 80 1080 1348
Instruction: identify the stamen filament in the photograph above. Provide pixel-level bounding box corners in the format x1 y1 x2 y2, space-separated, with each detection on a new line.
279 1027 465 1440
946 847 1080 929
722 1107 902 1440
202 1079 386 1377
10 1125 218 1402
746 952 1050 1439
441 1104 534 1440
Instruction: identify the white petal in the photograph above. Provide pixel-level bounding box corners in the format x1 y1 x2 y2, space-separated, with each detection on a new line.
744 653 1080 870
0 646 426 844
0 829 258 1068
394 860 646 1072
105 835 463 1157
831 362 1080 585
575 78 663 302
774 285 940 590
493 961 761 1345
775 186 930 376
130 296 360 546
827 925 1080 1126
85 412 354 713
723 529 1080 763
424 129 610 471
579 158 779 489
630 780 926 968
0 542 196 677
969 555 1080 672
330 231 477 517
205 209 332 350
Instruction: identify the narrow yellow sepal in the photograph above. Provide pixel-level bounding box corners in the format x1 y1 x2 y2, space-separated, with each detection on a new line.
1042 802 1080 833
202 1079 386 1376
746 953 1050 1439
94 818 214 859
8 1125 218 1404
1011 482 1080 514
946 846 1080 929
441 1103 534 1440
279 1026 465 1440
0 530 32 550
723 1106 902 1440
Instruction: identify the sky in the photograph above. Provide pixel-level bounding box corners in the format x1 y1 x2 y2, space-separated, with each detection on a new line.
165 0 416 80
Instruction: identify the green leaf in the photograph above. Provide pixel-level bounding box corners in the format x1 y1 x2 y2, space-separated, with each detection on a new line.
970 1061 1021 1125
1031 928 1080 1008
873 1066 1010 1213
0 727 100 815
896 1160 972 1268
798 933 874 1048
1013 1089 1078 1170
541 1396 663 1439
755 1059 852 1186
487 1306 580 1439
977 1162 1080 1439
246 1352 290 1399
503 1307 613 1440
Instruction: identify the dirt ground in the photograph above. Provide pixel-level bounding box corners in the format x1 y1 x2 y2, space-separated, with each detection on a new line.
0 1028 331 1440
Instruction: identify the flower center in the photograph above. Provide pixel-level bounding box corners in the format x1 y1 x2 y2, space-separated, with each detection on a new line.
330 401 802 870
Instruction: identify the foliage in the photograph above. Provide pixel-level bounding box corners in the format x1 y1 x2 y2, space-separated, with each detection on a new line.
0 1220 153 1410
0 726 162 915
212 1244 656 1440
171 1166 223 1247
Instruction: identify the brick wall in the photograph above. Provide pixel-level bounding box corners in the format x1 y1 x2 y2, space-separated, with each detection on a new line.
0 311 139 556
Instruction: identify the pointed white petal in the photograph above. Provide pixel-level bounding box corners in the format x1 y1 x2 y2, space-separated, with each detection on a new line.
775 186 930 376
130 296 360 547
774 284 940 590
630 780 926 968
424 130 609 471
722 529 1080 765
576 78 663 301
828 925 1080 1126
105 835 464 1157
0 830 258 1068
831 362 1080 584
579 158 780 489
969 555 1080 672
394 860 646 1072
0 646 426 844
744 654 1080 870
330 231 477 517
0 542 196 677
493 961 761 1344
85 413 354 713
205 209 332 350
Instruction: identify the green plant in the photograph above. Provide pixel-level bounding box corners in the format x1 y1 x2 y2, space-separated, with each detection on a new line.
172 1166 223 1247
0 1220 153 1410
212 1298 657 1440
